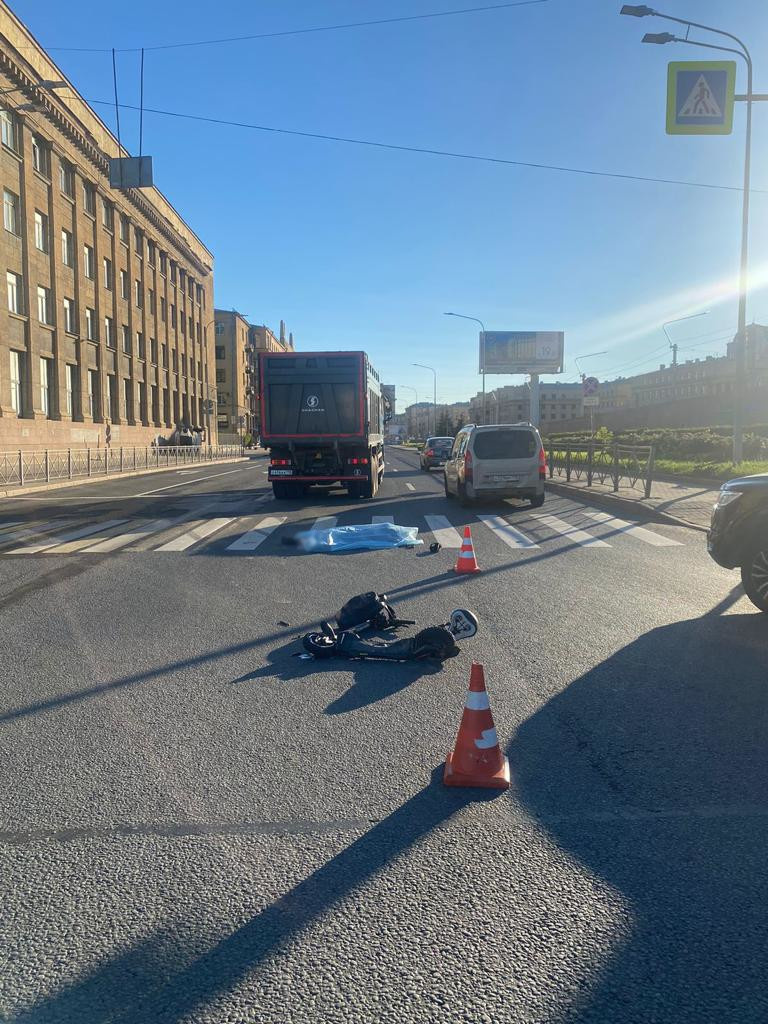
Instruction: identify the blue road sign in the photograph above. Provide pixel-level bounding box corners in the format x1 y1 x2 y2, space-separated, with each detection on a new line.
667 61 736 135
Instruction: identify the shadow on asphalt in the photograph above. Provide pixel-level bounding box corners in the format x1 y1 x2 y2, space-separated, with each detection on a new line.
231 635 445 714
10 769 501 1024
510 586 768 1022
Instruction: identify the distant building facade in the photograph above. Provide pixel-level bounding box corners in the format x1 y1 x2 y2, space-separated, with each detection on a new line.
0 1 215 450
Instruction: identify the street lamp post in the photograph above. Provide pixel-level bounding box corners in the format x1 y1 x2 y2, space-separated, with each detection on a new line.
412 363 437 435
397 384 419 439
444 312 487 423
662 310 709 367
621 5 762 462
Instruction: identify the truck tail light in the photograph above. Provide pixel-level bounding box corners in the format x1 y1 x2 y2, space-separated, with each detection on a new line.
271 458 291 466
348 457 369 465
464 450 473 483
539 447 547 480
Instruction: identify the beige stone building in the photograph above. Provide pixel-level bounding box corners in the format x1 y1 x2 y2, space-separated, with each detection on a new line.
214 312 293 440
0 1 215 450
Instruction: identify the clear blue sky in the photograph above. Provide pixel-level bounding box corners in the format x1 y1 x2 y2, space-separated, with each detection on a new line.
16 0 768 409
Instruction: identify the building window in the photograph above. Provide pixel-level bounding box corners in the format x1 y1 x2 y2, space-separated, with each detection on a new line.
161 342 168 368
196 322 201 343
120 268 129 299
85 307 96 341
59 159 75 197
31 135 51 177
88 369 99 418
66 364 78 417
102 199 114 231
139 381 147 422
9 350 24 413
109 375 118 420
103 258 113 290
180 314 186 336
198 360 202 381
160 296 167 321
215 345 225 360
135 279 143 308
216 368 226 384
182 354 187 376
134 227 143 257
188 315 193 337
170 304 176 328
1 107 19 151
188 278 194 300
147 240 155 266
34 211 49 253
170 261 177 284
148 288 155 314
83 244 94 279
150 337 158 364
137 332 145 359
122 324 131 355
179 268 186 290
40 357 53 416
172 350 178 372
104 316 114 348
63 296 76 333
159 251 167 276
3 188 20 234
37 285 52 325
82 181 96 216
123 378 132 420
6 270 22 314
119 213 129 243
61 228 74 267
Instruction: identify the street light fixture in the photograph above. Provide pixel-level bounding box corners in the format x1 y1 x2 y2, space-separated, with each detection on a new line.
662 310 709 366
574 351 608 380
412 363 437 435
444 312 488 423
620 6 758 462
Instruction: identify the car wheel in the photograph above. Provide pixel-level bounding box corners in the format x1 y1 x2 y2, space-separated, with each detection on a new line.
458 483 473 508
741 544 768 613
530 493 545 509
444 474 454 499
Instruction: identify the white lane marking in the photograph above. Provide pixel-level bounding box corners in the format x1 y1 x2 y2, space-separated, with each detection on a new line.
0 519 78 547
225 516 286 552
83 518 175 552
134 468 244 497
312 517 338 531
155 517 234 552
476 514 539 549
424 515 463 548
405 483 415 491
372 515 394 524
8 519 129 554
528 513 609 547
581 510 683 547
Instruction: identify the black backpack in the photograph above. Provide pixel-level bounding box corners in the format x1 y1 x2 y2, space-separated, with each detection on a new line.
336 592 414 632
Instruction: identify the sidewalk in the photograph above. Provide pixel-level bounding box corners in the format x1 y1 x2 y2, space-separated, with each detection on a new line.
547 472 720 532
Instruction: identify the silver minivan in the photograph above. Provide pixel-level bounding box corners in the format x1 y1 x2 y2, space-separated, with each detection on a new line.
443 423 546 507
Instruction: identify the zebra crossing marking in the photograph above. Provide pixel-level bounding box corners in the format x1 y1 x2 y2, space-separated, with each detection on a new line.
155 517 235 552
424 514 463 548
312 516 338 531
372 515 395 524
527 512 610 547
580 510 683 547
225 516 286 552
8 519 129 554
476 514 540 549
84 518 176 553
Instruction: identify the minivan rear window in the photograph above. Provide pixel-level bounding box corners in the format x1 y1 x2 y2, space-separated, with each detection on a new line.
473 429 537 460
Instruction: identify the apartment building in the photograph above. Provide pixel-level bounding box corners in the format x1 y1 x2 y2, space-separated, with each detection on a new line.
470 382 584 424
0 2 215 450
214 312 294 439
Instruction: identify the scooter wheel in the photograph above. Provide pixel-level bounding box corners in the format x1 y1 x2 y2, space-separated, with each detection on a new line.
411 626 459 660
302 632 338 658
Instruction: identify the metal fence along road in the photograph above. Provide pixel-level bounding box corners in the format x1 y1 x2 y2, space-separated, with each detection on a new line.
0 445 245 489
547 442 656 498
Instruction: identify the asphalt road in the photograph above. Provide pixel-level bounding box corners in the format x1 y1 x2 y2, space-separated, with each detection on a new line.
1 447 766 1024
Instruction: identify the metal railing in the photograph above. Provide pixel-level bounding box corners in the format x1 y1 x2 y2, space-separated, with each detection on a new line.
547 442 656 498
0 444 245 489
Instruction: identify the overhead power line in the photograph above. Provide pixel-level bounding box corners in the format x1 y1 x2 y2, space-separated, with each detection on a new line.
89 99 767 194
43 1 549 53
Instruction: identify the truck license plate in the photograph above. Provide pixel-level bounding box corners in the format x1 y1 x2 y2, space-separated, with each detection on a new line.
271 469 293 476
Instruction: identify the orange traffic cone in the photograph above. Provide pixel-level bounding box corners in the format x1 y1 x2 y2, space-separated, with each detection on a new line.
454 525 480 574
444 663 510 789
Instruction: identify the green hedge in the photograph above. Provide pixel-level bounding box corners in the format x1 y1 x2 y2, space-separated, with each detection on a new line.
544 425 768 461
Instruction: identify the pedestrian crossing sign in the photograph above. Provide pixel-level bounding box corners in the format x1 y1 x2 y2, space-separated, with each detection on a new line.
666 61 736 135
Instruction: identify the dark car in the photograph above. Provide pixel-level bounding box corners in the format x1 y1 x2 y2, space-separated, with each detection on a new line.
708 472 768 612
420 436 454 471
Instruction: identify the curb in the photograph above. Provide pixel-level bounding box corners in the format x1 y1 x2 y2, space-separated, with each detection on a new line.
0 456 251 498
546 480 710 534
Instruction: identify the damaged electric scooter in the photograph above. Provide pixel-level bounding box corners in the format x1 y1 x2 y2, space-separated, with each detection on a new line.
301 591 479 662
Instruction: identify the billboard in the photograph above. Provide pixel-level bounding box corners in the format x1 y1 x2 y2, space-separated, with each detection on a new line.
382 384 396 423
480 332 564 374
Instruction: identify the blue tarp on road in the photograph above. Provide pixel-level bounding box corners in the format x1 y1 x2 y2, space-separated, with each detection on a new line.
295 522 422 552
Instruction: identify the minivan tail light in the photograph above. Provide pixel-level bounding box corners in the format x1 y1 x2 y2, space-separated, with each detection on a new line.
538 446 547 480
425 449 434 457
464 449 473 483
